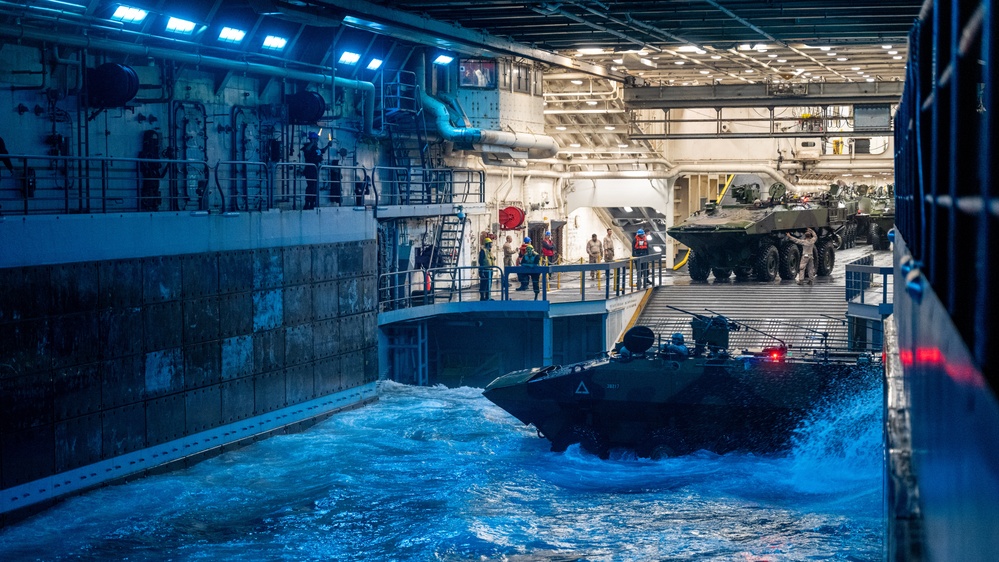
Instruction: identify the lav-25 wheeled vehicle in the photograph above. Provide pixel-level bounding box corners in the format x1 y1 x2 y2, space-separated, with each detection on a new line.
667 175 857 282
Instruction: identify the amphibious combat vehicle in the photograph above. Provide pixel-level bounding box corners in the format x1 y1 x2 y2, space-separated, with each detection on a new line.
483 313 877 459
667 175 856 282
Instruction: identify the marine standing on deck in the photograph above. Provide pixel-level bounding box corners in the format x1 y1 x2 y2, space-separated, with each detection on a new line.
586 234 603 279
602 228 615 262
633 228 650 283
540 231 556 265
502 235 517 268
478 237 495 300
301 131 329 210
785 228 817 285
521 244 542 299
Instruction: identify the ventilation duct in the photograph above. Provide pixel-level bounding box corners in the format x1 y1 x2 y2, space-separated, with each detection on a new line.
87 63 139 108
287 91 327 124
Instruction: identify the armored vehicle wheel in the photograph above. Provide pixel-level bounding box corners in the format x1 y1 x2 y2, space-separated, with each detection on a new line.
552 424 610 459
847 223 858 248
778 241 801 280
816 239 836 276
638 428 689 459
712 268 732 280
870 223 890 250
754 243 779 281
687 251 710 282
734 266 753 281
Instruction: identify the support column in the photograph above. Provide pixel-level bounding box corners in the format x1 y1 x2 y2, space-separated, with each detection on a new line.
542 315 553 366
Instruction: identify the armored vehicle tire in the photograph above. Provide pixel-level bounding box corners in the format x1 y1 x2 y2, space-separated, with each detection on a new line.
712 268 732 280
754 243 779 281
687 251 710 282
552 424 610 459
816 239 836 276
638 428 690 459
779 241 801 281
870 223 890 250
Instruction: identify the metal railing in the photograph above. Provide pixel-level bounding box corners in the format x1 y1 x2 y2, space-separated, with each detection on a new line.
845 256 894 314
374 166 485 206
378 254 666 313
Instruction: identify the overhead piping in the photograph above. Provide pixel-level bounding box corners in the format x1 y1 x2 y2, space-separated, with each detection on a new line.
0 23 378 136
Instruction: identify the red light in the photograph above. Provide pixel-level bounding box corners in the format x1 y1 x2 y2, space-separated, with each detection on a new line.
899 349 913 366
771 353 779 360
915 347 943 364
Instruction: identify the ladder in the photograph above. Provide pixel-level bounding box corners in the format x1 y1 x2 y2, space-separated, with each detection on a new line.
428 214 466 299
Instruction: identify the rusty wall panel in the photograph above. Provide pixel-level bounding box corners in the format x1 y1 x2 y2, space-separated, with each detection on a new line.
98 259 143 310
283 246 312 285
358 275 377 314
185 386 222 434
101 354 145 408
51 262 99 315
53 362 101 421
219 291 252 338
143 348 183 398
337 242 364 280
146 394 185 445
1 425 54 488
219 250 253 294
220 378 254 423
0 267 25 323
284 324 313 367
314 356 341 395
183 297 220 344
313 318 339 359
185 341 221 389
312 244 338 281
144 301 182 351
54 413 102 472
100 307 143 359
51 312 100 369
253 330 285 374
338 314 362 354
181 254 219 299
283 284 312 325
338 277 362 316
362 240 377 276
221 335 253 380
363 312 377 347
102 403 145 457
143 256 182 304
340 351 365 389
286 363 314 403
0 373 53 431
253 248 284 290
252 289 283 332
254 371 286 413
312 282 338 320
0 318 51 375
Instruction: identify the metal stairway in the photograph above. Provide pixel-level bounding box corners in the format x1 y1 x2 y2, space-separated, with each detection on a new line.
381 70 433 205
428 214 467 300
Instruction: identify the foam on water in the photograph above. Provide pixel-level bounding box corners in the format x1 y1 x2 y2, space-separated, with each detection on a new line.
0 378 884 561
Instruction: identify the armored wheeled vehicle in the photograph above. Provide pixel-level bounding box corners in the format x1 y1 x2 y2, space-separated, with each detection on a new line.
854 185 895 250
483 316 877 459
667 175 855 282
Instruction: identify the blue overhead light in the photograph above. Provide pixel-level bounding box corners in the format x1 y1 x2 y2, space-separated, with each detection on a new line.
110 5 148 23
218 27 246 44
165 16 196 35
338 51 361 65
262 35 287 51
366 58 383 71
433 55 454 65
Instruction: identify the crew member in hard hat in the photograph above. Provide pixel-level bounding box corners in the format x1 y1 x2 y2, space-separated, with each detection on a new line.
540 231 556 265
521 243 542 299
515 236 531 290
478 237 495 301
785 228 817 285
301 131 330 210
633 228 650 284
661 332 690 359
586 233 603 279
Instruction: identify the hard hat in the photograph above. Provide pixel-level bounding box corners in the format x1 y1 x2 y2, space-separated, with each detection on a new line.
671 332 684 344
545 231 551 236
524 236 531 243
484 237 492 244
308 131 319 139
637 229 645 235
525 244 534 250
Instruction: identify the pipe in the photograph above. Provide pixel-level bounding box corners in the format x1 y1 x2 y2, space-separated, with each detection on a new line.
0 23 378 136
420 92 559 160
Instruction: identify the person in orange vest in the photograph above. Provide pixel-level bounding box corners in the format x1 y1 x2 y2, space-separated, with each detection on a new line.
515 236 531 291
633 229 650 284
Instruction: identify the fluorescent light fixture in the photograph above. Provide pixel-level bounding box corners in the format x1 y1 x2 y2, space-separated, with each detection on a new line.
882 45 893 49
888 50 898 55
618 143 629 148
339 51 360 65
673 60 684 65
262 35 287 50
433 54 453 65
640 58 655 66
165 17 196 34
700 70 709 74
218 27 245 44
586 100 598 106
623 207 633 212
604 126 616 131
819 46 831 51
893 55 903 60
555 126 567 131
569 143 581 148
837 57 847 61
570 79 583 85
366 58 383 70
578 48 605 55
711 55 721 60
677 46 700 53
111 5 147 23
777 59 787 63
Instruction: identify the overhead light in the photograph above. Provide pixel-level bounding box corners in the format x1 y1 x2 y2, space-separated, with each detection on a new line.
618 143 629 148
604 126 615 131
571 79 583 85
613 58 624 64
677 46 700 53
893 55 903 60
745 69 754 73
262 35 287 51
165 16 196 34
866 77 875 82
882 45 893 49
777 59 787 63
111 5 147 23
826 52 837 56
569 143 581 147
366 58 383 70
852 66 861 71
555 126 567 131
623 206 633 212
837 57 847 61
819 46 831 51
578 48 605 55
218 27 245 44
888 50 898 55
768 54 778 58
339 51 360 65
640 58 655 66
586 100 598 105
673 60 684 65
711 55 722 60
700 70 709 74
433 54 453 65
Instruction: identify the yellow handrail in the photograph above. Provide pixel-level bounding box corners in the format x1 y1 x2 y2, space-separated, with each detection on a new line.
673 248 691 270
715 173 735 205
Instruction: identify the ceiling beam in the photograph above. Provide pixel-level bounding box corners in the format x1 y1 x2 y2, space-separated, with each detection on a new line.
625 82 905 109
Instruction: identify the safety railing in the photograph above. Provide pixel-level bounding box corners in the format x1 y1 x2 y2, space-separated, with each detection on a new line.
378 253 665 312
0 153 210 215
214 161 270 212
374 166 485 206
845 256 894 314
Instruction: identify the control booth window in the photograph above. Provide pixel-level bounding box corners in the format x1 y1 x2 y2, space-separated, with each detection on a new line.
460 59 496 88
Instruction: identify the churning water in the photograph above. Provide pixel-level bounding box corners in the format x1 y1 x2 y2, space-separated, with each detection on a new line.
0 377 884 561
